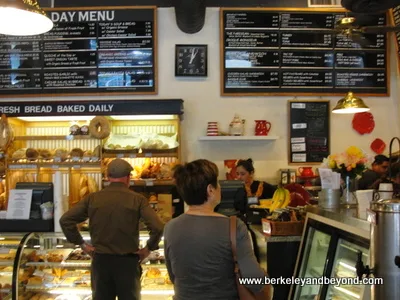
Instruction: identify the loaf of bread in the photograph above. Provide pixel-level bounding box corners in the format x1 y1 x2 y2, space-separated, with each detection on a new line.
12 148 27 160
80 187 88 199
54 148 68 161
27 276 43 285
39 149 54 160
26 148 39 160
70 148 84 158
87 176 98 194
146 267 161 278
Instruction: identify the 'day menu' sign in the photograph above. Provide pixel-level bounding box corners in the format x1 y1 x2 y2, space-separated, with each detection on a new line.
0 6 157 96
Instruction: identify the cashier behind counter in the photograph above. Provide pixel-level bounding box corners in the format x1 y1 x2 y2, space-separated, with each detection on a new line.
358 155 389 190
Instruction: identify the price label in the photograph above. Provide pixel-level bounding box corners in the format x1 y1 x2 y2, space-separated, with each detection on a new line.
145 180 154 186
73 165 81 169
116 154 124 158
52 165 59 169
129 154 137 158
145 153 152 157
291 103 306 109
0 248 9 254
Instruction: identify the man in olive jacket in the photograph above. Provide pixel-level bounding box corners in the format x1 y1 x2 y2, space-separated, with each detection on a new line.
60 159 164 300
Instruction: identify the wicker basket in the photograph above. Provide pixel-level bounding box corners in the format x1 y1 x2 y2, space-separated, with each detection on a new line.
262 218 305 236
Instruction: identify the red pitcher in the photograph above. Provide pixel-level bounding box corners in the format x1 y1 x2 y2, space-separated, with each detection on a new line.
298 167 314 177
254 120 271 136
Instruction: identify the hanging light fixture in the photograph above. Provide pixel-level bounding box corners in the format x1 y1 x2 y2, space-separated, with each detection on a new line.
0 0 53 36
332 91 370 114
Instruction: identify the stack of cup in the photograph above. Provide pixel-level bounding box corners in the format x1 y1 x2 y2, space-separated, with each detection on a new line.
375 183 394 200
318 188 341 209
356 189 374 220
207 122 219 136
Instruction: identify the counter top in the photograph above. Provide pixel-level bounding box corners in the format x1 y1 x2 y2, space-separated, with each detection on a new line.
249 225 302 243
305 206 371 240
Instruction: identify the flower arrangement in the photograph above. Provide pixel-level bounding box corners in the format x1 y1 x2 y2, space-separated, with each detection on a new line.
322 146 371 179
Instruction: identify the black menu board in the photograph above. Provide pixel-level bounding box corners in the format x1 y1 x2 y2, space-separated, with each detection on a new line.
0 6 157 96
289 100 330 164
221 8 388 96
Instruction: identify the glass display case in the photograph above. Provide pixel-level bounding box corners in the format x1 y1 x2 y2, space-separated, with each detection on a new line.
0 233 20 299
295 228 331 298
326 239 369 300
9 232 172 300
290 208 371 300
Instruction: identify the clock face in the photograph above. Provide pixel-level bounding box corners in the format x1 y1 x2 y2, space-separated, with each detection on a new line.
175 45 207 77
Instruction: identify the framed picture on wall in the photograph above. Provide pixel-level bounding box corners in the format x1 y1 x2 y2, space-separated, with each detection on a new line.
175 44 208 77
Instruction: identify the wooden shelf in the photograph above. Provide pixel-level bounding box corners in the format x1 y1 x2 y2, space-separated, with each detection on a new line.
102 152 178 158
8 162 101 169
198 136 279 141
103 179 174 187
14 135 99 141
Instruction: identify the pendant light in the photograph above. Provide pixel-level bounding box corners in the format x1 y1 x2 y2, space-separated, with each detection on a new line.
332 91 370 114
0 0 53 36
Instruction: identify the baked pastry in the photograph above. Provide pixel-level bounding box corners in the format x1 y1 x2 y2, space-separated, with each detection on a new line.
54 148 68 162
164 273 172 285
28 276 43 285
93 145 101 158
0 114 13 152
39 149 53 160
89 116 110 139
12 148 26 160
87 176 98 194
47 253 63 262
146 267 161 278
26 148 39 160
80 186 88 199
70 148 84 158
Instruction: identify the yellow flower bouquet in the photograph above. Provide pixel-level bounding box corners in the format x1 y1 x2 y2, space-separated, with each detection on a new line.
322 146 370 179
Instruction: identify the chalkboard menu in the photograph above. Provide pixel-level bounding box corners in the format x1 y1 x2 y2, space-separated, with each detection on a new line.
289 100 330 164
221 8 388 96
0 6 157 96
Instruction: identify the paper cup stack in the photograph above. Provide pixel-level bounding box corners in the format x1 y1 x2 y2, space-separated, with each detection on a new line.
207 122 219 136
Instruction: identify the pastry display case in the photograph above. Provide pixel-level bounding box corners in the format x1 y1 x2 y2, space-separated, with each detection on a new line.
290 208 371 300
9 232 172 300
0 233 20 299
0 100 183 226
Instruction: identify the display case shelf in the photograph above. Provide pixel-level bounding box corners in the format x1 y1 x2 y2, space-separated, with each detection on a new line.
198 136 279 141
8 162 101 168
25 261 91 268
103 179 174 187
103 152 178 158
14 135 99 141
0 261 13 266
332 286 361 299
25 286 92 294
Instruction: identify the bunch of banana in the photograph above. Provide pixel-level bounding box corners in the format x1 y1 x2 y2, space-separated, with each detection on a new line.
269 187 291 212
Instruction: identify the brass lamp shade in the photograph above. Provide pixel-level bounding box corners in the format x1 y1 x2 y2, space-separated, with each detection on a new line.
0 0 53 36
332 92 370 114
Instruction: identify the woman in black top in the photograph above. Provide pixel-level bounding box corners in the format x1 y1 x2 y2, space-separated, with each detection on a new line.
236 158 276 200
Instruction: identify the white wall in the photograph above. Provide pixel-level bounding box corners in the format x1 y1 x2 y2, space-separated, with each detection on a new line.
8 8 400 183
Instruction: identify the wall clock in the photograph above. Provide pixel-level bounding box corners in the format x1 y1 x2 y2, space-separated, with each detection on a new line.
175 44 208 77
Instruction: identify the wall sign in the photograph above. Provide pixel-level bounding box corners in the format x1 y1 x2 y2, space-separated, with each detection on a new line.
220 8 388 96
0 99 184 117
289 100 330 164
0 6 157 97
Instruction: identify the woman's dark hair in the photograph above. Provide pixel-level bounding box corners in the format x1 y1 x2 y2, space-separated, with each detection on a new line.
236 158 254 174
373 154 389 165
173 159 219 206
